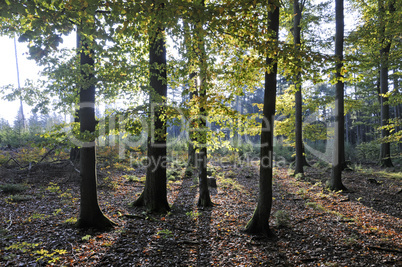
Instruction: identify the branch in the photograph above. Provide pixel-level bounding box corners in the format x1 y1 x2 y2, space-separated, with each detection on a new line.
69 160 80 174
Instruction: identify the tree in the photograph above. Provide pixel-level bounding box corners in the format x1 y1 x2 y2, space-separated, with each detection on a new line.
245 0 280 237
76 19 116 229
329 0 347 191
293 0 307 176
378 0 395 168
132 1 170 213
195 0 213 207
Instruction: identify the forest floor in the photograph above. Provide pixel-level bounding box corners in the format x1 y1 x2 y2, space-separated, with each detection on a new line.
0 151 401 266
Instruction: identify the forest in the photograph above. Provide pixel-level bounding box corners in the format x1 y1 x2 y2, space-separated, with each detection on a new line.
0 0 401 266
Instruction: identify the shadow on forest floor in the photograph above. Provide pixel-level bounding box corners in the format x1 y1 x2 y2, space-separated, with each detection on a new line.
0 159 401 266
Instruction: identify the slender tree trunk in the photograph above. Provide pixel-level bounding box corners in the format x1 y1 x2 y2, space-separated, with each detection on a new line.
70 110 80 163
379 52 393 167
197 0 212 207
379 0 394 168
132 2 170 213
293 0 306 175
394 73 402 152
330 0 347 191
184 22 197 170
245 0 279 237
76 27 115 230
187 73 198 169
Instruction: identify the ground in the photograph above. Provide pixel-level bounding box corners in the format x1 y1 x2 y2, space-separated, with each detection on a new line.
0 149 401 266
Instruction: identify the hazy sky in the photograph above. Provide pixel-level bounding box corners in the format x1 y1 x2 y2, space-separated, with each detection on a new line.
0 36 41 123
0 34 75 124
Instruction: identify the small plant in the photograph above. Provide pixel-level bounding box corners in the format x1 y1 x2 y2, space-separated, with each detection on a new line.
306 202 326 211
0 183 29 194
6 194 34 203
53 209 63 216
81 234 92 241
26 213 50 222
34 248 67 264
156 229 173 239
295 173 304 180
274 210 291 228
46 182 60 194
125 175 139 182
64 217 77 225
6 241 41 252
296 188 307 197
60 190 74 206
186 211 201 220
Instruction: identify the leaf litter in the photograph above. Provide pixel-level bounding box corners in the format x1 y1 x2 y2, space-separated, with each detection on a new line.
0 158 401 266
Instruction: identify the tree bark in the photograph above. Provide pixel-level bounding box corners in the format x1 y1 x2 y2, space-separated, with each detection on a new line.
76 28 115 230
187 73 198 169
244 0 279 237
293 0 306 176
330 0 348 191
378 0 395 168
132 2 170 213
196 0 213 207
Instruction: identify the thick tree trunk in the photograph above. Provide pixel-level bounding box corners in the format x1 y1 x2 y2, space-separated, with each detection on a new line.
132 3 170 213
245 0 279 237
76 29 115 230
330 0 347 191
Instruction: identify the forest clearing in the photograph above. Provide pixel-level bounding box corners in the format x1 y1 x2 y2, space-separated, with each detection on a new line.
0 147 401 266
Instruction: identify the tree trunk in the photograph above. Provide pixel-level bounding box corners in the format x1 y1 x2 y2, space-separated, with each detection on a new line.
197 0 213 207
132 2 170 213
187 73 198 169
379 51 393 167
245 0 279 237
378 0 394 168
293 0 305 176
394 73 402 152
330 0 347 191
76 28 115 230
70 111 80 163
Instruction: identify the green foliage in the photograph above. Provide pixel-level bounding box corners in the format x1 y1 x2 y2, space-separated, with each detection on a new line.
26 213 50 222
0 183 29 194
156 229 173 239
6 194 34 203
305 202 326 211
33 248 67 264
274 210 291 228
46 182 60 194
64 217 78 225
124 175 140 182
81 235 92 241
186 211 201 220
6 242 41 253
273 143 294 163
356 142 380 163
